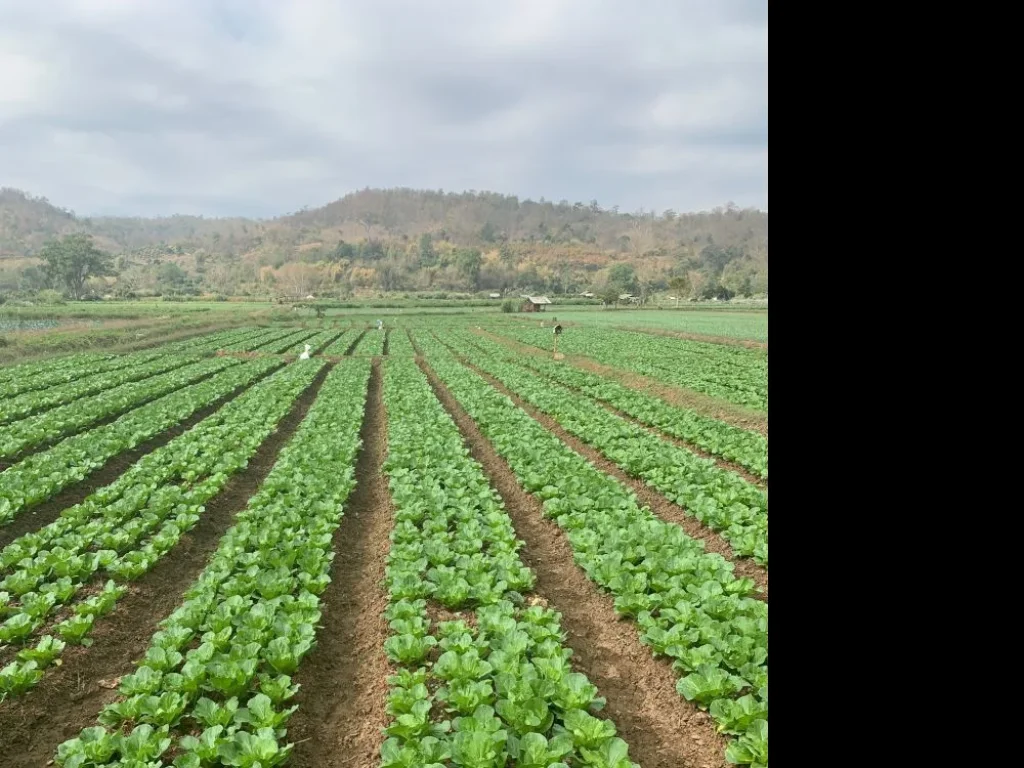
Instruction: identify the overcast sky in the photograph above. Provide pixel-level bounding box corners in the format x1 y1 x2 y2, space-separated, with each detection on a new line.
0 1 767 219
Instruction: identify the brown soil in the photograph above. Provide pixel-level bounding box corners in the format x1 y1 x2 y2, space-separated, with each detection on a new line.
344 329 368 356
287 358 393 768
0 362 333 767
416 358 731 768
474 329 768 436
0 362 286 550
442 356 767 598
616 325 768 351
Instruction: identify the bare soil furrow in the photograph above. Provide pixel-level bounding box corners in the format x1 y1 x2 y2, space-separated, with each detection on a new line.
0 362 334 766
416 357 730 768
287 358 392 768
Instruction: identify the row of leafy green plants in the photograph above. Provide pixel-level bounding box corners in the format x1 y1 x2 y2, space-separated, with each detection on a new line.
452 330 767 480
0 357 243 460
0 353 207 426
0 326 281 437
0 325 264 404
387 330 417 357
0 327 290 463
353 328 387 356
381 356 641 768
489 325 768 412
247 329 321 355
0 350 169 400
0 357 284 526
49 358 372 767
217 328 301 354
320 329 354 356
0 352 111 388
286 329 343 356
158 328 271 355
414 336 768 767
0 326 260 400
432 332 768 566
0 360 325 700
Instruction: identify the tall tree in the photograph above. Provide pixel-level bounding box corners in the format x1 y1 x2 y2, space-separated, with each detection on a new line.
418 233 437 266
456 248 482 289
607 263 638 295
39 234 112 299
669 275 691 296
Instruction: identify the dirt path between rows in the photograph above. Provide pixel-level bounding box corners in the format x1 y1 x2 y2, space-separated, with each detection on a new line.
288 358 392 768
0 362 285 550
474 329 769 436
0 363 333 767
445 354 768 597
417 357 730 768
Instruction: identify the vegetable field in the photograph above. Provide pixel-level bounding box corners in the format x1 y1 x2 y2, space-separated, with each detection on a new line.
0 317 768 768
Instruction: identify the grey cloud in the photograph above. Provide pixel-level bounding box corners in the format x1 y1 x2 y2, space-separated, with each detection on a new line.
0 0 767 217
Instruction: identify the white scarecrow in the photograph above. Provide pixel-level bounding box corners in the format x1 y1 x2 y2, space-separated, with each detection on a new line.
298 343 312 360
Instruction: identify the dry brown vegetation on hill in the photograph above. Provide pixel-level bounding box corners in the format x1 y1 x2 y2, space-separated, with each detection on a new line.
0 187 767 300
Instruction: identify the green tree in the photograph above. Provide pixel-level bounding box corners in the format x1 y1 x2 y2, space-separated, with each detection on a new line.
360 239 386 261
332 240 357 261
39 234 113 299
669 275 690 296
157 262 189 293
456 248 482 289
600 286 620 306
418 233 437 266
607 263 638 295
499 241 516 266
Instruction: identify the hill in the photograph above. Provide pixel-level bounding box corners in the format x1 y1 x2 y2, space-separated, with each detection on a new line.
0 187 767 300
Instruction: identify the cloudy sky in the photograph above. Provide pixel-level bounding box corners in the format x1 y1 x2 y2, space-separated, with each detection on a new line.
0 1 767 219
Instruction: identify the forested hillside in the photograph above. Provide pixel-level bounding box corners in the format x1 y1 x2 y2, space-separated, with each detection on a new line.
0 187 767 299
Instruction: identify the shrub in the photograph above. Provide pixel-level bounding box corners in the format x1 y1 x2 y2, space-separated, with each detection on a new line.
36 290 66 305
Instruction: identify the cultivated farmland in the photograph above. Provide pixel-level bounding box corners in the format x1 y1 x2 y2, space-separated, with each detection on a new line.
0 315 768 768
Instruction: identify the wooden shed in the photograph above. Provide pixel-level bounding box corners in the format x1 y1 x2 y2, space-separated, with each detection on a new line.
520 295 552 312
